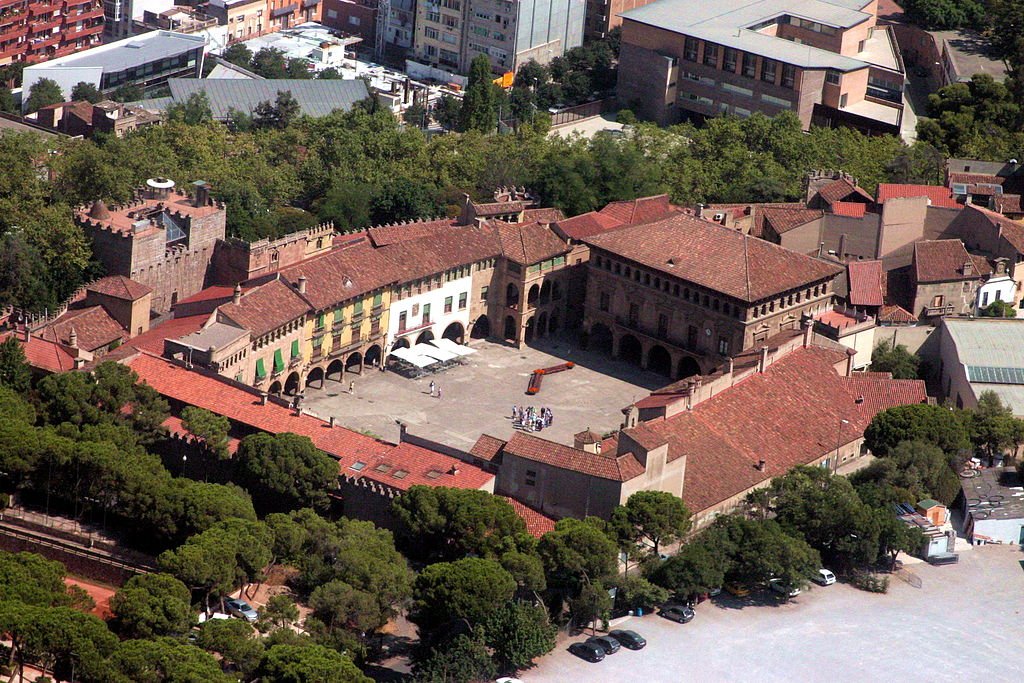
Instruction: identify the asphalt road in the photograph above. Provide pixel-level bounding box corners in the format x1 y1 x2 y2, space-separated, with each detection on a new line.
525 545 1024 682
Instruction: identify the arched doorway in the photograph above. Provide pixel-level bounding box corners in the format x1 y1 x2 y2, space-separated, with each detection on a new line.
326 359 344 382
506 283 519 308
365 344 382 368
269 381 283 396
471 315 490 339
527 284 539 309
504 315 517 341
536 312 548 338
305 366 325 389
539 280 551 304
552 280 563 301
416 329 434 345
548 311 560 335
647 345 672 376
618 334 642 366
346 351 363 373
524 317 535 343
285 372 301 395
589 323 613 355
677 356 701 379
442 322 465 343
392 337 410 351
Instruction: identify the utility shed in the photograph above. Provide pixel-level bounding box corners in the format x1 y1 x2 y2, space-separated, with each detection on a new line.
961 467 1024 545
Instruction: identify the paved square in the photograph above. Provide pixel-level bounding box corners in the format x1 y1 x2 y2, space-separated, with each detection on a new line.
300 338 665 450
525 545 1024 682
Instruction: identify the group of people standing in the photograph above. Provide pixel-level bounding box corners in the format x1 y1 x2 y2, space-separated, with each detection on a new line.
512 405 553 432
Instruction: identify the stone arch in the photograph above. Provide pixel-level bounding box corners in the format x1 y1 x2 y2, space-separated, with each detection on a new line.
647 345 672 376
506 283 519 308
442 322 465 343
284 371 301 395
618 333 643 366
503 315 517 340
471 315 490 339
589 322 613 355
326 359 344 382
527 284 540 309
346 351 363 372
548 310 559 335
269 380 283 396
524 317 536 343
539 280 552 304
306 366 325 389
392 337 410 351
536 312 548 338
365 344 382 368
416 329 434 345
677 356 701 380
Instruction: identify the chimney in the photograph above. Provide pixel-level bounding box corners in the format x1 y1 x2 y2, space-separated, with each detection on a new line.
756 459 766 472
838 233 847 259
802 316 813 348
232 283 241 305
818 242 825 258
192 180 210 207
68 327 78 349
855 394 864 404
297 276 307 294
329 416 337 428
260 392 269 405
73 357 86 370
398 421 407 442
696 203 705 218
449 465 460 475
758 345 769 372
962 259 973 276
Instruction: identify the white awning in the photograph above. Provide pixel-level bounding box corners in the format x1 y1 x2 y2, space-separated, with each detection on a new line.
418 344 460 362
432 337 476 356
390 346 437 368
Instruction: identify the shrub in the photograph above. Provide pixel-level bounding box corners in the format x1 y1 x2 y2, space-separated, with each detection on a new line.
851 571 889 593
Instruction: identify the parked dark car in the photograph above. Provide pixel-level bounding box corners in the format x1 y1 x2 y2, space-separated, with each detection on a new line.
660 605 695 623
608 629 646 650
586 635 620 654
569 641 606 662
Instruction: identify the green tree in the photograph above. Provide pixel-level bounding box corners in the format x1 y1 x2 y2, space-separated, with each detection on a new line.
391 486 530 561
648 540 727 600
870 341 920 379
612 490 691 556
900 0 985 29
109 637 233 683
537 518 618 595
569 581 612 634
409 558 517 639
610 575 670 613
71 81 103 103
109 573 194 639
309 579 382 634
318 67 342 79
196 618 264 678
259 593 300 632
852 440 963 505
414 630 495 683
0 551 78 607
258 643 371 683
483 601 556 671
864 403 970 457
252 48 289 79
235 432 337 513
969 390 1024 459
403 101 428 129
0 85 15 113
222 43 253 68
25 78 64 112
980 299 1017 318
433 94 462 131
0 335 32 392
254 90 302 129
111 83 144 102
286 58 314 79
709 515 820 589
460 54 497 133
181 405 231 459
166 92 213 125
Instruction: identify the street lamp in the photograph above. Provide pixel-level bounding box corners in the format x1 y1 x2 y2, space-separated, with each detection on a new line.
834 419 849 474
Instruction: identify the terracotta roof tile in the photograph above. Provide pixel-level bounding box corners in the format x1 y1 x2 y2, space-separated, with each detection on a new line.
878 304 916 324
499 497 557 537
584 213 842 303
948 172 1002 186
281 241 398 311
126 352 493 492
913 240 990 283
36 306 126 352
492 221 569 265
846 260 884 307
818 179 873 205
86 275 152 301
521 207 567 224
877 184 961 209
831 201 867 217
473 200 526 217
993 194 1023 215
126 314 209 355
0 331 76 373
599 194 678 224
470 434 506 462
502 432 645 481
622 346 926 514
366 218 458 247
553 211 625 240
762 207 822 235
965 204 1024 253
217 278 311 337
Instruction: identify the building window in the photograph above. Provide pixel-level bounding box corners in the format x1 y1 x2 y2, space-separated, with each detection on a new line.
932 295 944 307
742 53 757 78
423 303 431 323
761 59 777 83
657 313 668 337
444 296 453 314
703 43 718 67
459 292 467 309
525 468 536 486
628 303 639 326
684 36 698 61
599 291 610 312
398 311 407 331
718 337 729 354
782 64 796 88
723 48 737 72
425 26 438 39
826 69 841 85
481 285 489 301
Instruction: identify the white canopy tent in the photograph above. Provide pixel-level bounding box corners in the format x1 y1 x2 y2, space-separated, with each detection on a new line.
418 344 460 363
389 346 437 368
432 337 476 356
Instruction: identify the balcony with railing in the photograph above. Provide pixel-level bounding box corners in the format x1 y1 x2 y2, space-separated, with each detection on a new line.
922 303 955 317
29 0 63 14
30 16 63 33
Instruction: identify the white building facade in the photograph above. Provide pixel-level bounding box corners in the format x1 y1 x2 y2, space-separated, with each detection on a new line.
387 268 474 354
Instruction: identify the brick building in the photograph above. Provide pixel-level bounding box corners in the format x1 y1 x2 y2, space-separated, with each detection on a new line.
0 0 103 67
616 0 905 134
910 239 990 320
582 212 842 379
207 0 323 42
35 99 163 138
76 179 226 314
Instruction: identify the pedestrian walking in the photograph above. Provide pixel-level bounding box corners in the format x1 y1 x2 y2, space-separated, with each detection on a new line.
436 386 442 399
429 380 436 396
349 380 355 394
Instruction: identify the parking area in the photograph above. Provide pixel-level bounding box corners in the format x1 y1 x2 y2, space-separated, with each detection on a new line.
300 337 664 450
526 545 1024 682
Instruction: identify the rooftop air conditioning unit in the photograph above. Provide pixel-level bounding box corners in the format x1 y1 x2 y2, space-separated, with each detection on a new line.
713 212 725 222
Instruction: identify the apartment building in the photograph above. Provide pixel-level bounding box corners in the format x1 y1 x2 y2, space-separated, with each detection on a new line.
413 0 584 74
617 0 905 134
207 0 322 42
0 0 103 66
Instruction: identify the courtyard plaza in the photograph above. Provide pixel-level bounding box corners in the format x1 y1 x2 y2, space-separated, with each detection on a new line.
299 337 665 451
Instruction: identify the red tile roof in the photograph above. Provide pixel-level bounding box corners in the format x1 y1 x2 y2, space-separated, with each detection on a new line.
492 220 570 265
599 194 677 225
913 240 991 283
948 172 1002 186
878 304 917 324
584 213 842 303
280 241 398 311
846 260 884 307
501 431 646 481
366 218 458 247
500 496 557 537
86 275 152 301
761 207 822 235
621 345 926 514
964 203 1024 253
125 352 493 492
0 331 76 373
217 278 311 338
553 211 625 240
469 434 506 463
125 314 209 355
818 178 873 205
831 201 867 218
162 415 240 454
877 184 961 209
993 194 1023 215
816 309 863 329
522 207 567 224
174 285 244 307
472 200 526 217
36 306 126 352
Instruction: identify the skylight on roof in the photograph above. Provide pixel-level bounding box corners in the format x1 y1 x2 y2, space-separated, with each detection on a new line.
393 470 409 479
350 461 366 471
425 470 442 479
374 463 391 473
